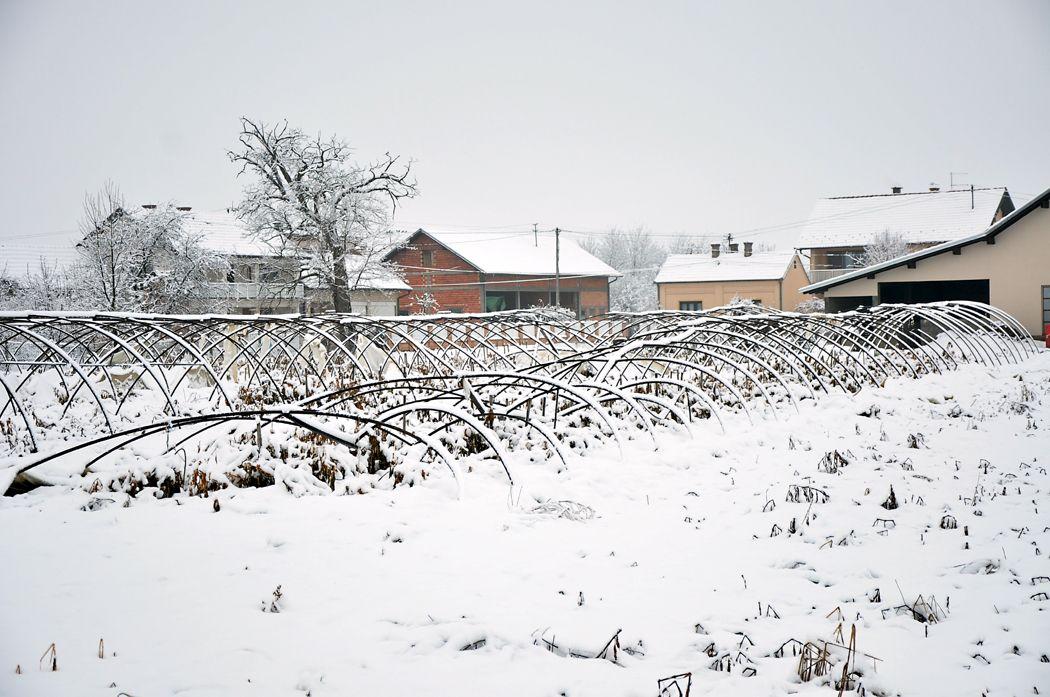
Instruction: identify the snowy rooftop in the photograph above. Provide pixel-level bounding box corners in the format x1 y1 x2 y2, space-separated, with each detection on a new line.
654 250 798 284
0 234 82 280
343 255 410 291
182 210 277 257
795 187 1010 249
418 229 620 277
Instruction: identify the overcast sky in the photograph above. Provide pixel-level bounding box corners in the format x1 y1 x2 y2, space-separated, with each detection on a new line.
2 0 1048 251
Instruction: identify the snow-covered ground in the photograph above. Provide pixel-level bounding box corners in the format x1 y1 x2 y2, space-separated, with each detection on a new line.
2 356 1049 696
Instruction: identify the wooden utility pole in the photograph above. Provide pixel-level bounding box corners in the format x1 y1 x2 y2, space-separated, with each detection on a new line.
554 227 561 308
533 222 538 247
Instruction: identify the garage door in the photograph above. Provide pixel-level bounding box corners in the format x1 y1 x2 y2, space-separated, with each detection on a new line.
878 279 990 304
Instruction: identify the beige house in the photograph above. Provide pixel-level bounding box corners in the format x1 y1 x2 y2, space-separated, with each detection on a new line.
801 185 1050 338
796 186 1014 284
655 242 812 311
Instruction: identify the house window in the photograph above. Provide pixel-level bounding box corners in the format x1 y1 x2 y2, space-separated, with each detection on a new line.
1042 286 1050 329
679 301 703 311
421 249 434 267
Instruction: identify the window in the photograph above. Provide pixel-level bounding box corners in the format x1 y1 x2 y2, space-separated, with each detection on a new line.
679 301 703 311
421 249 434 267
1043 286 1050 329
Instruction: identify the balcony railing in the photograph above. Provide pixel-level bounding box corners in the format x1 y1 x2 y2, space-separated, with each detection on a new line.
808 268 861 283
202 282 304 300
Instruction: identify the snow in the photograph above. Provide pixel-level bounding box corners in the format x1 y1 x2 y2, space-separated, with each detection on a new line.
654 251 799 284
419 229 621 277
796 188 1009 250
2 350 1049 695
801 186 1043 294
0 236 81 280
343 255 410 291
182 209 277 257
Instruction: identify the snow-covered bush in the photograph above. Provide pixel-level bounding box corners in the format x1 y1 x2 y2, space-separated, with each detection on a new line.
795 297 825 313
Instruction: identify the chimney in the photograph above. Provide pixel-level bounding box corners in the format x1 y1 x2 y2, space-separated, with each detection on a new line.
743 241 753 257
710 243 720 258
929 184 940 192
141 203 157 210
891 185 902 194
728 242 739 253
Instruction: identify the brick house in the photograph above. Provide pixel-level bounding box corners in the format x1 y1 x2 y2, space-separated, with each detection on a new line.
386 229 619 317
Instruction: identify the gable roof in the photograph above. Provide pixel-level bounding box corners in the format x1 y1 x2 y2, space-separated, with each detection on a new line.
655 250 799 284
182 210 277 257
400 229 620 277
796 187 1012 249
801 185 1050 294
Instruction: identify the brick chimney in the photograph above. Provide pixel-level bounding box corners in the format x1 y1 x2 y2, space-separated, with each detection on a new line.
891 186 902 194
710 243 720 258
743 241 753 257
728 242 739 253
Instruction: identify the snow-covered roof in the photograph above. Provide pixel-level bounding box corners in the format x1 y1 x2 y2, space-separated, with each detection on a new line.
185 211 407 290
416 229 620 277
0 234 82 280
182 210 277 257
344 256 410 291
796 187 1011 249
802 184 1050 294
654 250 798 284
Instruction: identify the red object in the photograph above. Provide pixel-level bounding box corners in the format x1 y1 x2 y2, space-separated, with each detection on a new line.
1045 325 1050 348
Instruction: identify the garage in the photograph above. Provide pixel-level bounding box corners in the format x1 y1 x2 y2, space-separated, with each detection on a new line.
878 279 989 304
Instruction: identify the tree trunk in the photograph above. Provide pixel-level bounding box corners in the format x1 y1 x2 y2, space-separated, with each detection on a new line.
331 245 353 314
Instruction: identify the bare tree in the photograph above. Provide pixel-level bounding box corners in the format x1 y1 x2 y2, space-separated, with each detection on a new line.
412 292 440 315
76 182 228 313
229 118 418 313
0 260 80 311
859 230 909 267
581 227 665 312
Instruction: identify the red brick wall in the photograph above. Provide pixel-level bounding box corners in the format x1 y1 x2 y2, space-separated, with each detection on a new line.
387 232 611 316
387 236 483 313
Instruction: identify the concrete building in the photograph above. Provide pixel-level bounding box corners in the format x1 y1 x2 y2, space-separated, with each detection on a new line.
386 229 619 317
801 185 1050 338
797 186 1014 284
654 242 811 311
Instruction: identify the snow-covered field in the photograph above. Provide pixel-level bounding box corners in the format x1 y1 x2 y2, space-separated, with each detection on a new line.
3 351 1049 696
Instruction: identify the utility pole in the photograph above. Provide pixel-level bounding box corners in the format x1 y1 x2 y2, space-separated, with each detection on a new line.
533 223 538 247
554 227 561 308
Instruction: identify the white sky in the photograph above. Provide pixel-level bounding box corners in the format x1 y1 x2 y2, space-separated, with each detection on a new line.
1 0 1048 251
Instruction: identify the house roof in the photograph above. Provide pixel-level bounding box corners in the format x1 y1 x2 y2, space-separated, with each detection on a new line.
406 229 620 277
0 234 82 280
343 256 411 291
654 250 799 284
182 210 277 257
796 187 1011 249
801 185 1050 294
